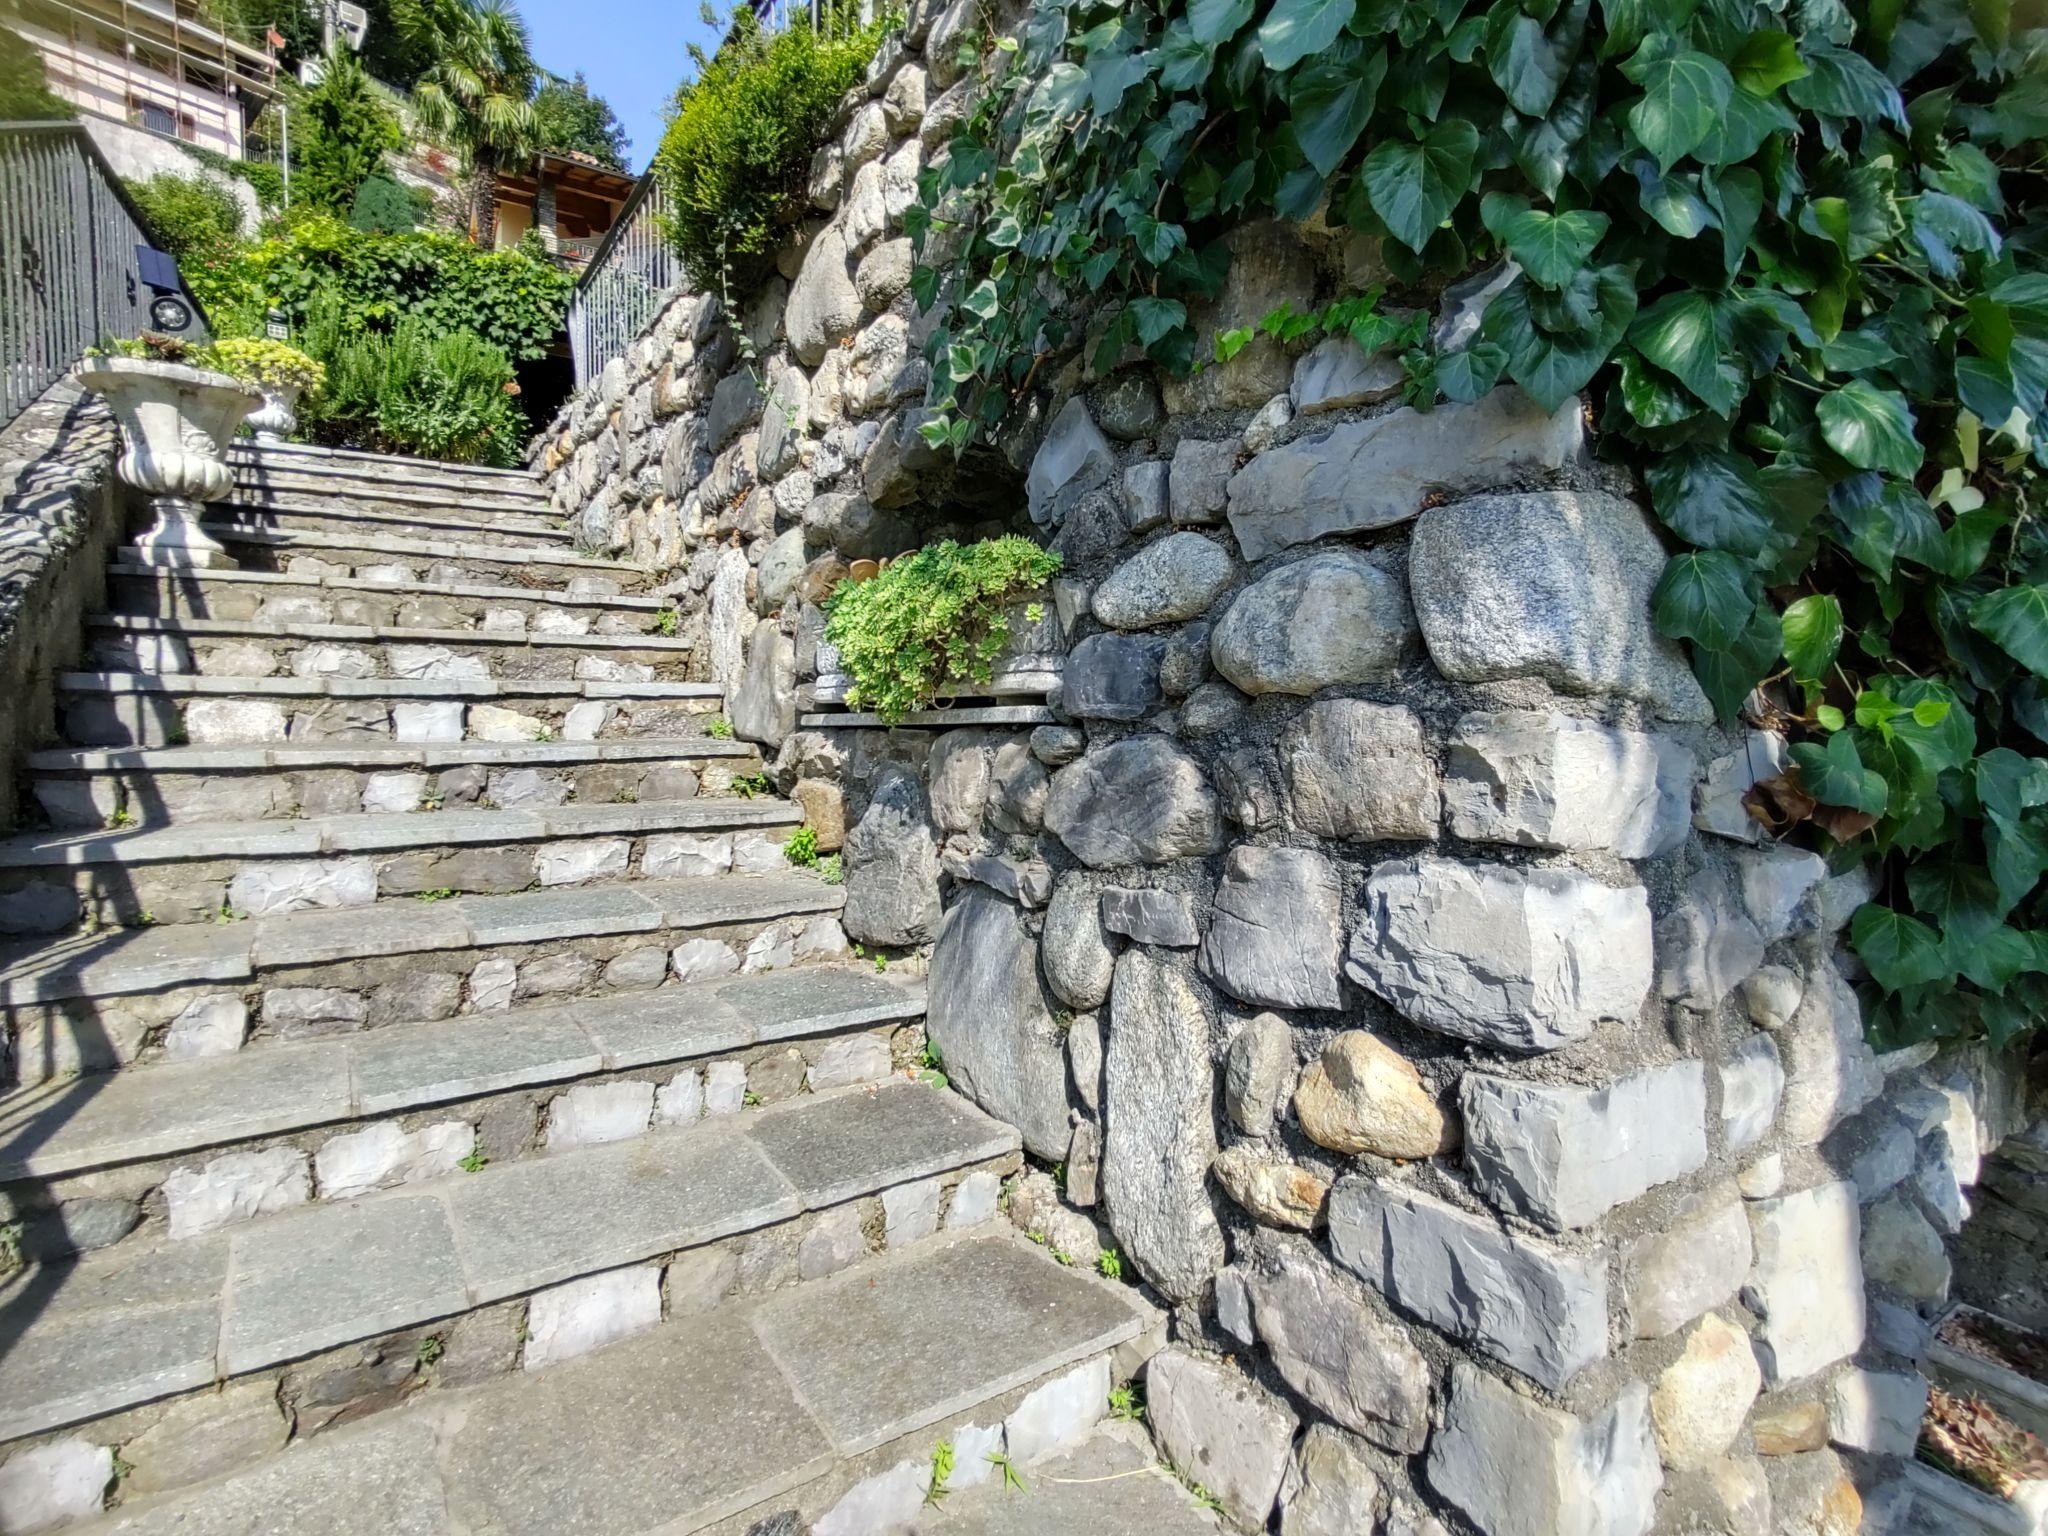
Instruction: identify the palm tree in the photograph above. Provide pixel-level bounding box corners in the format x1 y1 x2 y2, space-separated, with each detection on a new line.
396 0 537 246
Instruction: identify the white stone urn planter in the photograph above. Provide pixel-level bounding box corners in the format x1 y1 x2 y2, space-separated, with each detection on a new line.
75 356 261 569
245 381 303 444
806 587 1065 708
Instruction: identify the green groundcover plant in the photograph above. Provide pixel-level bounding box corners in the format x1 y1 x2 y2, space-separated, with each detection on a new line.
824 538 1063 721
913 0 2048 1052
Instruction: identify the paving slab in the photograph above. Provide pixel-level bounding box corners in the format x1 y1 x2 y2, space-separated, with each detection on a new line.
252 901 471 967
305 808 546 853
110 565 667 610
0 1237 226 1439
446 1127 799 1301
0 924 252 1004
0 1042 352 1180
457 884 664 946
539 800 795 836
710 968 925 1046
89 1408 451 1535
570 989 754 1071
638 873 844 930
752 1234 1146 1455
923 1425 1222 1535
440 1313 834 1536
221 1195 468 1372
351 1008 600 1114
747 1081 1018 1210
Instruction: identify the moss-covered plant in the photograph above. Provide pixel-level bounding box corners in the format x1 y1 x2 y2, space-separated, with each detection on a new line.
652 10 890 304
914 0 2048 1053
824 537 1062 722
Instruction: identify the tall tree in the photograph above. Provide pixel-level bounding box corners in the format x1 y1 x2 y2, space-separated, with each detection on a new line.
296 50 403 214
396 0 536 246
532 72 630 172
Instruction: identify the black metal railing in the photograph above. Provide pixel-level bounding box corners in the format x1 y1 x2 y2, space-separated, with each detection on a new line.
1 120 205 427
564 171 678 390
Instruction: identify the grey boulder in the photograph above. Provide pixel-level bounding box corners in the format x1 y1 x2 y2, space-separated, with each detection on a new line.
1044 736 1222 867
841 765 941 947
1210 548 1414 696
1198 845 1343 1010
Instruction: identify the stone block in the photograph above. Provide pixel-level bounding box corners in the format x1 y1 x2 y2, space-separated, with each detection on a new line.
164 993 248 1060
1827 1367 1928 1459
1091 532 1235 630
522 1264 663 1371
1628 1186 1752 1339
945 1169 1000 1229
807 1033 891 1091
1278 1424 1382 1536
672 938 739 983
1444 710 1692 857
882 1177 942 1247
1198 844 1342 1009
1226 386 1582 560
1059 633 1165 721
121 1378 286 1497
1328 1176 1608 1391
1346 856 1654 1052
1044 735 1221 868
0 1439 111 1533
1212 1145 1326 1230
229 857 378 917
813 1461 924 1536
1280 699 1439 842
1169 437 1238 526
1099 886 1199 948
1721 1034 1785 1153
1461 1061 1708 1230
1651 1315 1762 1471
163 1145 310 1239
641 832 734 880
1246 1245 1429 1452
314 1120 473 1200
1224 1013 1294 1139
1426 1364 1661 1536
1293 1030 1449 1160
536 837 630 887
1210 548 1414 696
546 1081 655 1150
1148 1347 1297 1531
797 1205 866 1281
185 698 289 744
1744 1182 1866 1385
842 764 941 947
1026 397 1114 524
1860 1190 1950 1305
1003 1355 1108 1464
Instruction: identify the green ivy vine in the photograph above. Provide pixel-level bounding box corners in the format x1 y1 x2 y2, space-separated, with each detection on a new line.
907 0 2048 1052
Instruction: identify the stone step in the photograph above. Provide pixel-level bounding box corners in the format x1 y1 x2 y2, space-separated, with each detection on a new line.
57 672 719 749
227 439 547 493
0 868 844 1008
107 564 670 634
226 459 551 505
26 737 757 830
56 1231 1148 1536
84 612 693 686
0 1083 1030 1448
116 526 644 591
0 798 805 936
1 965 925 1183
208 493 569 547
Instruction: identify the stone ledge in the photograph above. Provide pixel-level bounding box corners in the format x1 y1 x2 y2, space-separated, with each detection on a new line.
226 438 546 486
92 613 685 652
106 565 669 612
187 524 634 575
799 706 1056 729
59 672 717 700
28 738 751 773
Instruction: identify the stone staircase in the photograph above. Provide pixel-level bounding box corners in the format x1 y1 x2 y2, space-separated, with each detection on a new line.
0 442 1160 1533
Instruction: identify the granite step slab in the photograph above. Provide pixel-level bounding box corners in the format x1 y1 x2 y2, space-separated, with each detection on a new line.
113 525 642 583
0 795 794 869
74 1232 1148 1536
89 612 688 656
224 471 552 517
228 439 545 487
105 565 669 630
27 738 750 776
0 967 925 1180
206 496 569 546
0 870 843 1004
0 1083 1023 1443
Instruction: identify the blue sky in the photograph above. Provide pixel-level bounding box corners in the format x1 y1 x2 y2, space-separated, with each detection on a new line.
523 0 724 173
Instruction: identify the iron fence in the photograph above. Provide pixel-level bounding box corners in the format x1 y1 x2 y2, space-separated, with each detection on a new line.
1 121 205 428
565 173 679 390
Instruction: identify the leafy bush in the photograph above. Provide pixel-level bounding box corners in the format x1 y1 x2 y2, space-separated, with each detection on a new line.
187 146 286 213
652 11 889 300
533 70 631 170
186 213 572 362
824 538 1062 722
299 300 525 466
206 337 326 396
920 0 2048 1053
349 173 429 233
124 173 245 269
295 51 404 214
1 26 75 119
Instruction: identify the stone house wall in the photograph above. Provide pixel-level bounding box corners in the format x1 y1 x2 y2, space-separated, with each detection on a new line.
530 10 2045 1531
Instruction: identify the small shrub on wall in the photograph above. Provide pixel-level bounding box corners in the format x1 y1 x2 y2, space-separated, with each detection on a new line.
299 300 527 466
124 173 246 269
652 9 890 302
824 538 1063 722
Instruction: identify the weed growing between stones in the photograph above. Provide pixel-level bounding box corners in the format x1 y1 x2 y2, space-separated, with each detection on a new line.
704 715 735 739
926 1439 955 1505
1107 1379 1144 1422
783 825 820 867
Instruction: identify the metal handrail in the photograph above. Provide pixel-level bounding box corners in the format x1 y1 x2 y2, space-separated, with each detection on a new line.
1 119 210 427
565 170 680 390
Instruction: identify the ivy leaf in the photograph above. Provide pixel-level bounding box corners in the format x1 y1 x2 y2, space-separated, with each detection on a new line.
1435 340 1507 403
1786 43 1907 129
1792 731 1890 814
1288 47 1388 177
1909 859 2006 944
1911 193 2001 281
1693 603 1782 724
1732 29 1806 95
1128 297 1187 348
1971 584 2048 676
1128 215 1185 267
1651 548 1755 650
1156 21 1217 91
1483 265 1636 411
1258 0 1352 73
1986 813 2048 909
1499 208 1609 288
961 279 1000 320
1626 46 1733 172
1616 350 1698 427
1851 904 1952 993
1644 449 1787 562
1190 0 1256 45
1975 748 2048 823
1485 0 1578 118
1361 119 1480 252
1630 291 1745 416
1816 381 1924 477
1781 593 1844 682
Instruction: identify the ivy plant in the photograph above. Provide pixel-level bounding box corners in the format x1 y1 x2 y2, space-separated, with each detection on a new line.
824 538 1063 721
910 0 2048 1052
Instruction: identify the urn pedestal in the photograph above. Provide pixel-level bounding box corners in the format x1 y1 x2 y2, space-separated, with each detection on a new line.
247 382 303 444
75 357 261 570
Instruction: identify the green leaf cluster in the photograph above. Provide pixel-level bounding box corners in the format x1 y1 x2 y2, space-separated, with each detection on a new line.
823 538 1063 722
295 50 406 216
913 0 2048 1052
652 11 890 305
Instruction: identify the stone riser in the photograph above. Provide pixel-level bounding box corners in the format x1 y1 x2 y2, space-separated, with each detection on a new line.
10 1016 920 1266
87 630 693 686
228 440 545 486
30 751 755 829
108 569 667 634
216 488 558 532
207 504 570 552
145 539 651 596
59 687 717 750
6 898 856 1071
228 460 549 508
0 818 800 937
107 570 667 634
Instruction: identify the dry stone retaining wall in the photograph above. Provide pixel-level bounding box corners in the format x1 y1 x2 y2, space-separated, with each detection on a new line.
534 11 2044 1531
